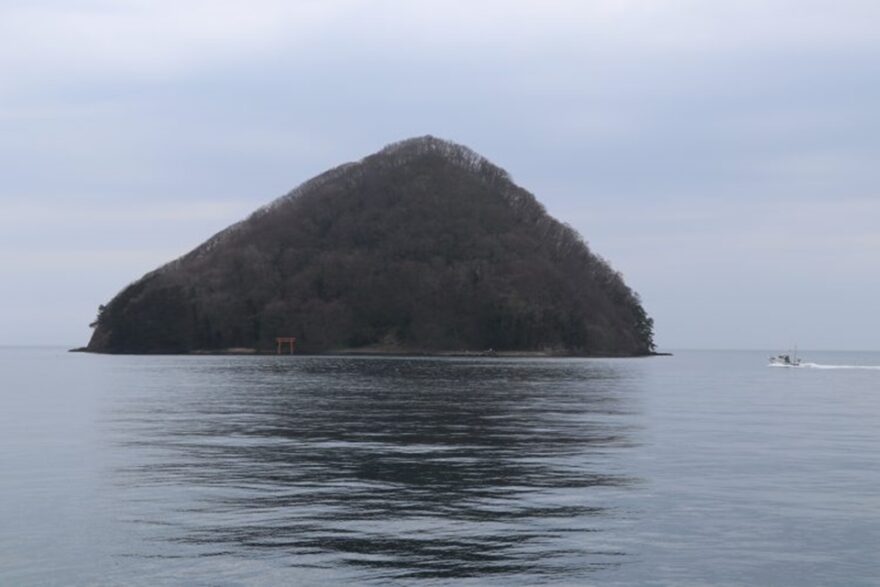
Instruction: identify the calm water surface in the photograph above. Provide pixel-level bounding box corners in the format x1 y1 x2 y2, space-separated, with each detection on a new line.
1 349 878 586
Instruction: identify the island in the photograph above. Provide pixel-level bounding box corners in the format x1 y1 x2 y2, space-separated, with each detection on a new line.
85 136 655 356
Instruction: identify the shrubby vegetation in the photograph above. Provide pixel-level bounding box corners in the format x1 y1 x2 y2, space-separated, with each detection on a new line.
88 136 654 355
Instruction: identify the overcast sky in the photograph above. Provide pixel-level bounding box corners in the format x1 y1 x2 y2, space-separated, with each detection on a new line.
2 0 879 350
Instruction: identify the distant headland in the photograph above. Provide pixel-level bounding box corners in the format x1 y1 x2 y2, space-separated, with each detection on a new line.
85 136 656 356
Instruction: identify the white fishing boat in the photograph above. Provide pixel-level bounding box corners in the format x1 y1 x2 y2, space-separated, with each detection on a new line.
769 349 802 367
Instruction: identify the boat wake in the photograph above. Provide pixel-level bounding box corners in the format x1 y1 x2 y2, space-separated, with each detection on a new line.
788 362 880 371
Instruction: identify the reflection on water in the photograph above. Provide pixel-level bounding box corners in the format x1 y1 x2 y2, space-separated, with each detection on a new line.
108 357 643 582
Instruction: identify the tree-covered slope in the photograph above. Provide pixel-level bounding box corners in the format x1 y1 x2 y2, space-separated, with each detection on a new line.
87 136 654 355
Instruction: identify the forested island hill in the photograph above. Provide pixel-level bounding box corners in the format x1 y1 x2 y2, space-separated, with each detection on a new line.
86 136 655 356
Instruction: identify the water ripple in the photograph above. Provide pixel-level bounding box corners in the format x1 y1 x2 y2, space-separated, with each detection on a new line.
108 357 642 582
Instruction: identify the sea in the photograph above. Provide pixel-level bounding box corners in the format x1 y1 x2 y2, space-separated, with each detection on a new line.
1 348 879 586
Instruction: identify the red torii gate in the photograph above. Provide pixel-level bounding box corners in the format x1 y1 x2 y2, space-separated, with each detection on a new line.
275 337 297 354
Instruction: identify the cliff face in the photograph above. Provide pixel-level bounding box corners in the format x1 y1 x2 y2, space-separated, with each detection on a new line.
87 136 654 355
